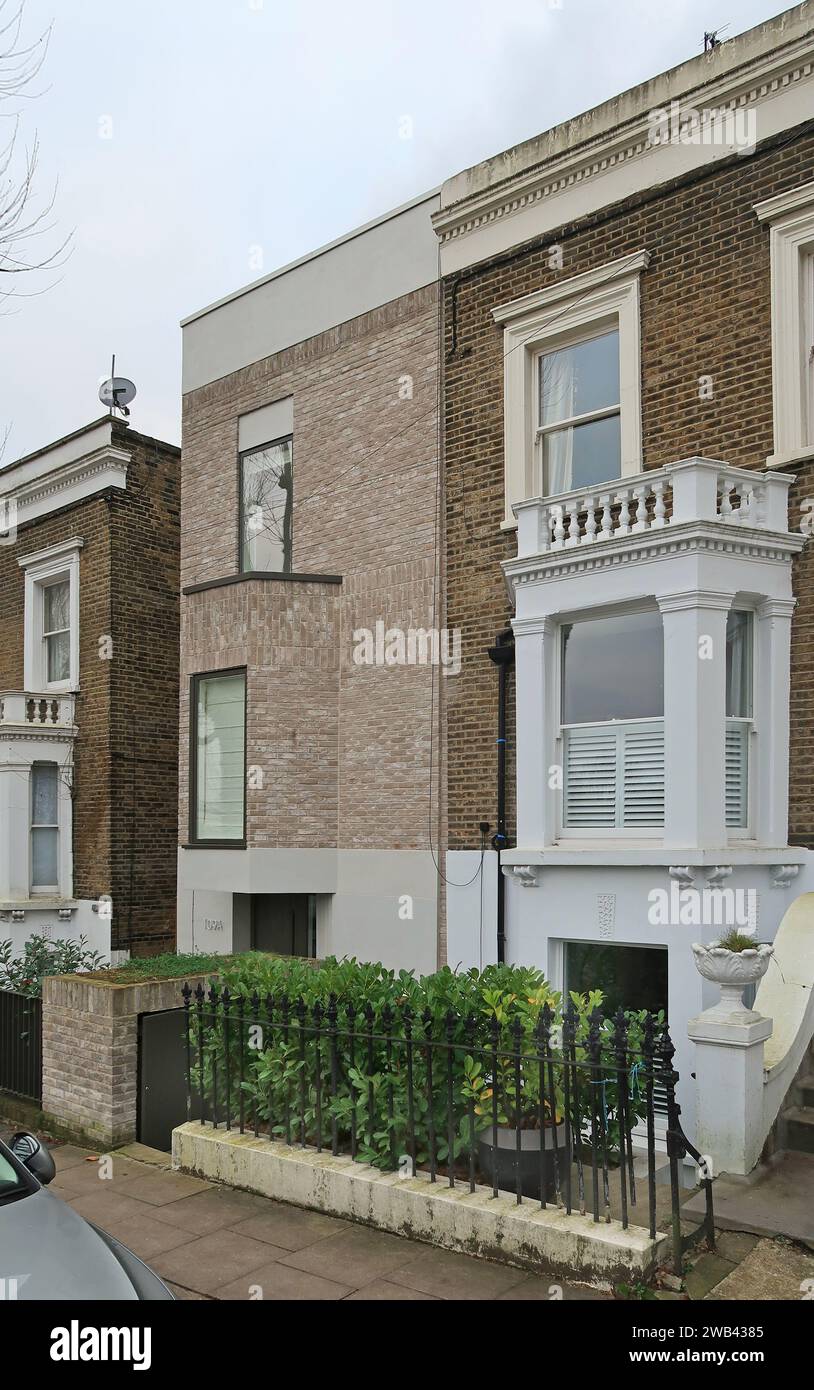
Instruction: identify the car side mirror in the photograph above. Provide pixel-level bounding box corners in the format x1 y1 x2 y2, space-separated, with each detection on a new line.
10 1132 56 1186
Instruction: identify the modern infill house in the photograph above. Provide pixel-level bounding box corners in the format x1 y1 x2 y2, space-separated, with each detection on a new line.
0 418 180 961
177 193 444 972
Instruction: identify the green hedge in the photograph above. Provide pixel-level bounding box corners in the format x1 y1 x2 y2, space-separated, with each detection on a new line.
188 955 663 1174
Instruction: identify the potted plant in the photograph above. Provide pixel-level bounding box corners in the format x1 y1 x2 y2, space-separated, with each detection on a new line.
461 985 569 1200
691 930 774 1017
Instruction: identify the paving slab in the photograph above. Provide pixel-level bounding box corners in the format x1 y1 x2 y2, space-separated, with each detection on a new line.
684 1252 737 1301
119 1171 212 1206
714 1230 760 1263
706 1238 814 1300
386 1244 529 1300
229 1207 348 1251
346 1280 439 1300
113 1143 172 1166
97 1213 199 1261
152 1229 284 1294
50 1143 101 1172
684 1151 814 1245
216 1262 352 1301
68 1189 163 1228
144 1186 269 1235
280 1226 419 1287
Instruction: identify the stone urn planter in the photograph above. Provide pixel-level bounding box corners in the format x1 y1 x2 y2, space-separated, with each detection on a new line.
691 941 773 1017
477 1123 568 1201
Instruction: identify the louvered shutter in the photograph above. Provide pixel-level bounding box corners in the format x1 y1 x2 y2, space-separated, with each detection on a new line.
563 727 617 827
725 720 749 827
621 725 665 828
563 721 665 830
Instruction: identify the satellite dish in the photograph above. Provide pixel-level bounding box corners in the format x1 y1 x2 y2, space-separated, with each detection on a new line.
99 376 137 414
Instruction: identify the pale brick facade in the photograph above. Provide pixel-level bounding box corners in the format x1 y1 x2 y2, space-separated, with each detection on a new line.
178 196 445 972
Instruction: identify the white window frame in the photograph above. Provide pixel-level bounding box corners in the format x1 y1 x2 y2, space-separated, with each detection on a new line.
30 761 60 896
19 539 82 693
536 326 621 498
492 250 649 527
755 181 814 468
556 602 665 841
725 607 756 843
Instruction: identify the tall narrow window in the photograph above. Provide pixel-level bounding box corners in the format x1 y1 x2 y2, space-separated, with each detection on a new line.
31 763 59 892
43 580 70 685
805 251 814 446
538 330 620 494
192 670 246 843
240 438 293 573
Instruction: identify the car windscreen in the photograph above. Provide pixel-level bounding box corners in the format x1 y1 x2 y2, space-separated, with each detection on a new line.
0 1144 32 1202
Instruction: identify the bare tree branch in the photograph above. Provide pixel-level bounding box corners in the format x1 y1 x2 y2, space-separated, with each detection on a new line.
0 1 71 297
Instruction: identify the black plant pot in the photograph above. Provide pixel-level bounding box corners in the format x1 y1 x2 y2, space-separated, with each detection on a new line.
477 1124 569 1201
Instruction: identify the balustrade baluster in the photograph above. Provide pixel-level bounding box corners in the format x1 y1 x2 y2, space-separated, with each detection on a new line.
584 496 597 542
600 495 613 539
616 490 632 536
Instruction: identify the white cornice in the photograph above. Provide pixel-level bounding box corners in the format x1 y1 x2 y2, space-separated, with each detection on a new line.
491 250 650 324
503 520 805 589
0 447 130 528
17 537 84 570
755 176 814 222
434 30 814 274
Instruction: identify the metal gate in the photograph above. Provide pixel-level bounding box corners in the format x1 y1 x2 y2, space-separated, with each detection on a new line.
138 1007 189 1151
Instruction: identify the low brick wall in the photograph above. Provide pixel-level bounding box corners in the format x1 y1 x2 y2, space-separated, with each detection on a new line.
41 973 211 1148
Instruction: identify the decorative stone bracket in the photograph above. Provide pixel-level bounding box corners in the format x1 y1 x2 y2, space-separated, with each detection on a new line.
770 864 800 889
502 864 539 887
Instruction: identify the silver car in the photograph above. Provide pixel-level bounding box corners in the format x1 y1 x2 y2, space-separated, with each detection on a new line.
0 1133 174 1300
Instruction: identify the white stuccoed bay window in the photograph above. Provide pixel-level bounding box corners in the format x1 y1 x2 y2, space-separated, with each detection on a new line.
505 459 801 858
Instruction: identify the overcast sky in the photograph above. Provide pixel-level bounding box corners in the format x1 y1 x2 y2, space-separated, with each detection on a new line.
1 0 787 459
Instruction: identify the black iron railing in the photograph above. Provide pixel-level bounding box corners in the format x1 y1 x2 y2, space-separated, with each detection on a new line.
182 984 713 1274
0 989 42 1102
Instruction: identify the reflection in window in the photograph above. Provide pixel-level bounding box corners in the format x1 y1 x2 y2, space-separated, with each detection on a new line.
43 580 70 684
31 763 59 890
240 438 293 573
726 611 753 718
561 609 664 725
539 330 620 494
194 671 246 842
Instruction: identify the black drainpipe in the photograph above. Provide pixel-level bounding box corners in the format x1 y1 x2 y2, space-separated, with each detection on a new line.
488 629 515 963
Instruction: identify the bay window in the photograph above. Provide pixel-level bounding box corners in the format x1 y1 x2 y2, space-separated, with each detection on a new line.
191 669 246 844
561 609 664 832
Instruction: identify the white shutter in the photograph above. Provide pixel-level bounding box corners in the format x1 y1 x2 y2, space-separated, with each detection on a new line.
563 727 617 827
563 721 664 830
621 726 665 828
725 720 749 827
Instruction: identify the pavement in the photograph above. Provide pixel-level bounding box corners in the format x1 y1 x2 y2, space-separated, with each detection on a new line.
683 1149 814 1246
42 1140 611 1301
